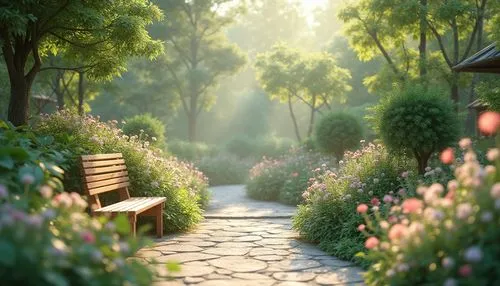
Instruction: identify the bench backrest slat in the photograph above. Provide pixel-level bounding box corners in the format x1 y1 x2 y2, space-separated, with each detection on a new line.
80 153 131 209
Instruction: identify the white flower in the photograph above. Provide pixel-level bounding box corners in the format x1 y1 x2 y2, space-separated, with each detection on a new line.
487 148 499 161
456 203 472 220
459 138 472 149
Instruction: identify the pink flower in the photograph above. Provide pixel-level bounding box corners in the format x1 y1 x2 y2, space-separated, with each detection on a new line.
478 111 500 135
365 237 379 249
39 185 53 199
388 224 408 241
383 195 393 203
81 231 96 244
357 224 366 231
401 171 409 178
491 183 500 199
401 198 423 214
440 148 454 165
487 148 499 161
371 197 380 206
21 174 35 185
291 172 299 177
357 204 368 214
459 138 472 150
458 264 472 277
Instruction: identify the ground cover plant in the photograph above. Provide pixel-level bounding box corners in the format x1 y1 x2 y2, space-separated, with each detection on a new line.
357 112 500 285
293 142 411 261
247 148 334 205
34 110 209 232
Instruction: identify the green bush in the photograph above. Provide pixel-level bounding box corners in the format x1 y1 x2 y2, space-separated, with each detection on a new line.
293 143 411 261
168 140 218 161
315 112 363 160
0 125 154 285
196 153 253 186
34 110 209 233
360 140 500 285
247 148 334 205
122 113 166 147
373 85 459 174
225 135 294 159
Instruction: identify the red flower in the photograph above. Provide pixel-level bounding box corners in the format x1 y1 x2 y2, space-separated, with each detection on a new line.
440 148 454 165
371 197 380 206
401 198 423 214
357 204 369 214
365 237 379 249
478 112 500 135
458 264 472 277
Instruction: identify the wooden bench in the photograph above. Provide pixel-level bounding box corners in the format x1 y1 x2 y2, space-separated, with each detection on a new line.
80 153 166 237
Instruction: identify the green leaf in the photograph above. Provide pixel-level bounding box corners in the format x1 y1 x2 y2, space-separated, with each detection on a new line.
0 155 14 170
114 215 131 235
166 261 181 273
0 241 15 266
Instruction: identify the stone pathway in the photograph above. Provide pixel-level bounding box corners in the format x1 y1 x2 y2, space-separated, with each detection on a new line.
134 185 364 285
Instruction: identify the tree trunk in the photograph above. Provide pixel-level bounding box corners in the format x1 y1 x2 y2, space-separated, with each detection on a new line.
419 0 427 79
415 150 431 175
188 111 197 142
55 71 65 110
287 96 302 142
451 71 460 111
307 95 317 138
78 71 85 115
8 75 30 126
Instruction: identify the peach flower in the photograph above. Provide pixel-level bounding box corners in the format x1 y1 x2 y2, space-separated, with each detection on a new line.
478 112 500 135
365 237 379 249
401 198 423 214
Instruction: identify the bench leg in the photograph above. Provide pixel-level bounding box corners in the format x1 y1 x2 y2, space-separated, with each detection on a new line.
128 214 137 237
156 204 163 238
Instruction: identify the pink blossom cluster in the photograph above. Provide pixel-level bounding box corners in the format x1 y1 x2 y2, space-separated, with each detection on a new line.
360 135 500 284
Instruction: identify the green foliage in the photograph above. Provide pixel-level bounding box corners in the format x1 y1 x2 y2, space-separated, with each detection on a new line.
372 85 459 173
168 140 219 162
476 77 500 112
225 135 294 159
293 143 411 261
123 114 166 147
247 149 334 205
34 110 209 233
315 112 363 160
0 121 68 200
361 142 500 285
196 154 253 186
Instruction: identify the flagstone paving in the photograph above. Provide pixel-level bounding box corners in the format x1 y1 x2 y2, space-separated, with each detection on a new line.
135 185 364 285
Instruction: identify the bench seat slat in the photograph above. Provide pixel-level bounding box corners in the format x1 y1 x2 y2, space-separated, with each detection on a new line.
84 165 127 175
85 171 129 183
95 197 166 214
82 159 125 168
88 182 130 195
87 176 129 189
81 153 123 161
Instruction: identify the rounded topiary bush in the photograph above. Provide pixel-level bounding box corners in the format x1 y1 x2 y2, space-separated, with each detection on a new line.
315 112 363 160
374 85 459 174
123 113 165 146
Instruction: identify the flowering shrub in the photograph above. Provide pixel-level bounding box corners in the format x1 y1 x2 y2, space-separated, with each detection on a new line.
315 112 363 160
358 112 500 285
359 140 500 285
0 122 69 205
247 148 334 205
34 110 209 232
122 113 166 147
0 183 154 286
293 142 410 261
196 153 253 186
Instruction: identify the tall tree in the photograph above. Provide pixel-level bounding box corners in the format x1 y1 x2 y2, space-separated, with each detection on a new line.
302 53 352 137
255 44 306 142
158 0 247 142
0 0 163 126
